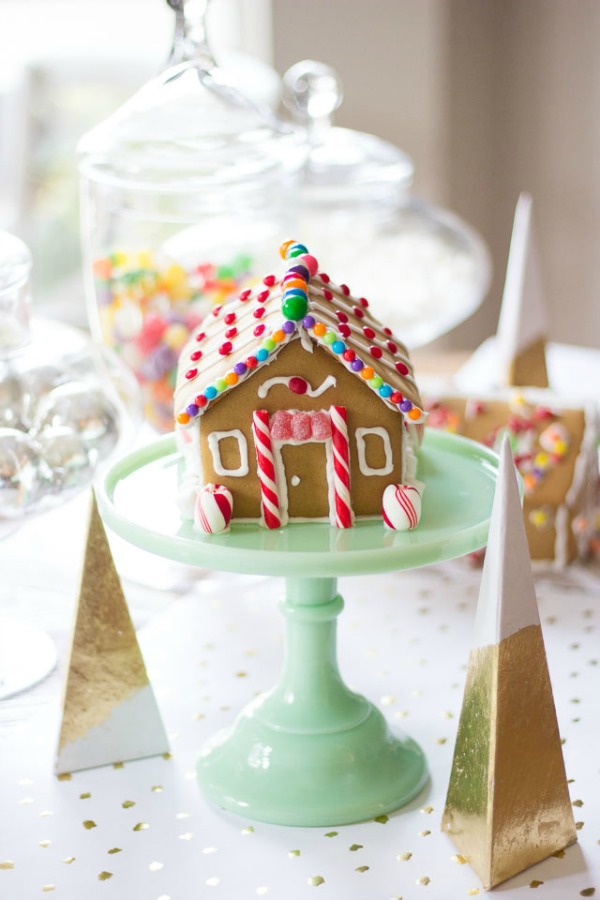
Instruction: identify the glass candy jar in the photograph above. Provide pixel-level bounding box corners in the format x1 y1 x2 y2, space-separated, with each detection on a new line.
78 6 304 432
282 61 492 348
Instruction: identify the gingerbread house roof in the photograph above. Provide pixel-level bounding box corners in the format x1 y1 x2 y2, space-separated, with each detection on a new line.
175 242 424 427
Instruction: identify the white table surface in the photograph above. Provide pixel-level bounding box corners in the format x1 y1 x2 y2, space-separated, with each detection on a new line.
1 492 600 900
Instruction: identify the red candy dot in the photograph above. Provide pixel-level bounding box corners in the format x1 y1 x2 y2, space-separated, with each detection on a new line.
263 274 276 287
185 368 198 380
336 310 348 323
253 307 265 318
359 297 369 308
195 331 206 342
387 340 398 354
239 289 251 301
190 350 203 361
339 323 351 338
383 326 392 336
219 341 233 356
245 356 258 369
319 272 330 283
253 323 266 337
342 349 356 362
226 327 238 339
369 345 382 359
323 289 333 301
390 391 403 404
212 304 223 317
224 312 236 325
257 290 270 303
340 284 350 296
363 326 375 340
395 361 409 375
194 394 208 408
289 377 308 395
353 306 365 319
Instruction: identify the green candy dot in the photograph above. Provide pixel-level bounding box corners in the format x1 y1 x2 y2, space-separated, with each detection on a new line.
282 295 308 321
216 264 235 280
323 331 337 345
369 375 383 389
262 338 276 352
215 378 227 392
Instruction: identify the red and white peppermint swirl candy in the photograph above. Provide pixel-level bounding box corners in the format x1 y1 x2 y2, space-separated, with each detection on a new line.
382 482 423 531
194 483 233 534
330 405 354 529
252 410 281 529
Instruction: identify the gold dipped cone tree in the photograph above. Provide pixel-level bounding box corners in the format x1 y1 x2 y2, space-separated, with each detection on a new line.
55 492 169 775
441 437 577 889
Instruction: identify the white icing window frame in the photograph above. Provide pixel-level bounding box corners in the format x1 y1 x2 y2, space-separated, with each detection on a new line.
355 427 394 477
207 429 249 478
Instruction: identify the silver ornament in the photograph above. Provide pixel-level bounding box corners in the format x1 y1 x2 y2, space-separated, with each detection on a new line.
36 427 93 494
32 382 120 463
18 364 70 426
0 427 49 517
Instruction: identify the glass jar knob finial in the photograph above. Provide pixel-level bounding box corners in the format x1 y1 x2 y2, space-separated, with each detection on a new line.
282 60 343 147
165 0 216 69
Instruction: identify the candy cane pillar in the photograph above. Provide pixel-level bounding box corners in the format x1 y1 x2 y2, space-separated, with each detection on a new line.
252 410 281 529
329 405 354 528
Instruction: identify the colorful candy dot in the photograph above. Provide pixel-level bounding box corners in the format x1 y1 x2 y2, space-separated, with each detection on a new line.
383 326 392 336
289 377 307 395
272 329 285 343
370 346 383 359
336 310 348 323
194 394 208 408
195 331 206 342
340 284 350 296
323 331 336 345
225 327 237 339
363 326 375 339
351 359 364 372
186 403 199 417
263 274 276 287
253 307 265 319
253 323 266 337
360 366 375 380
288 242 309 258
302 315 316 329
400 399 413 413
319 272 330 283
225 372 238 386
204 386 218 400
379 384 393 398
279 240 295 259
257 290 270 303
408 407 422 421
212 304 223 317
323 289 333 301
282 293 308 321
369 375 383 389
387 340 398 354
288 264 310 281
190 350 203 362
359 297 369 308
185 368 198 380
343 349 355 362
395 361 409 376
224 312 236 325
177 411 190 425
313 322 327 337
390 391 403 404
219 341 233 356
215 378 227 392
239 289 252 301
332 340 346 354
281 276 307 292
256 348 269 362
353 306 365 319
234 362 248 376
262 338 276 352
297 253 318 276
245 356 258 369
339 323 351 338
283 320 296 334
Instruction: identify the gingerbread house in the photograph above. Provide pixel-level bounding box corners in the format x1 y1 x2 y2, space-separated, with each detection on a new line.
174 241 426 531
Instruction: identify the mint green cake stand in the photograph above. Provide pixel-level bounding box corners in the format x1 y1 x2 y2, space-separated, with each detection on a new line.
98 430 499 827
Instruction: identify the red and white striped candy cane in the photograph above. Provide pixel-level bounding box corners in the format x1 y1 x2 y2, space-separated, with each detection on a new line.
252 410 281 529
329 405 354 529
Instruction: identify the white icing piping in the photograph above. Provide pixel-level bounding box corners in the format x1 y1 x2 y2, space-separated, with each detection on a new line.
258 374 337 399
207 429 249 477
355 427 394 476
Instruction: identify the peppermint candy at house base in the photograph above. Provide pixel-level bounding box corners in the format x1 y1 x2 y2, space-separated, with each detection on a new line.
382 481 424 531
194 483 233 534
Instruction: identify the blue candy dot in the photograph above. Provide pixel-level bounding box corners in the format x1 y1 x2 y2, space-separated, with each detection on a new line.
256 348 269 362
204 385 217 400
378 384 393 398
332 340 345 354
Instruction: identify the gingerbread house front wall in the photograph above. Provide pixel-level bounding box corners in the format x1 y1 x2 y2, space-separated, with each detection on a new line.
197 340 407 522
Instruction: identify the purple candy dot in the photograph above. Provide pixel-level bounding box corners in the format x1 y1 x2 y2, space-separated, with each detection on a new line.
283 319 296 334
186 403 199 417
288 264 310 281
302 315 315 328
400 399 413 412
234 362 248 376
351 358 364 372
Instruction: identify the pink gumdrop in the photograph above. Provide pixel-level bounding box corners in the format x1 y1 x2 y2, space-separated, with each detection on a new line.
298 254 318 277
291 411 312 441
136 313 167 353
311 412 331 440
271 411 293 441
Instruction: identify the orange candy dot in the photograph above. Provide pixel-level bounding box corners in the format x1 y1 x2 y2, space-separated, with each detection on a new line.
177 412 190 425
408 407 422 421
225 372 239 386
279 239 295 259
282 277 307 291
272 329 285 342
313 322 327 337
360 366 375 380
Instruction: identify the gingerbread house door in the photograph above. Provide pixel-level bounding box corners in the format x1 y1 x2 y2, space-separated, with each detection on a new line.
279 442 330 519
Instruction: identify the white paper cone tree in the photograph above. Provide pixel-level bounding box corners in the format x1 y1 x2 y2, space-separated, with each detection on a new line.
55 492 169 775
441 437 576 889
496 192 549 387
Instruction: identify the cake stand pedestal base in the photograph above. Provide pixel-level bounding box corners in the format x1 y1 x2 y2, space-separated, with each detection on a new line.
196 576 427 826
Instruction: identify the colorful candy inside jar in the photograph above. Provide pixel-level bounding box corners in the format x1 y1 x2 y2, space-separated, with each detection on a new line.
91 250 254 431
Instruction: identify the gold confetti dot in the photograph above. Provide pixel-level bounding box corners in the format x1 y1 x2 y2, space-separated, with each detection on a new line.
41 886 55 892
416 876 431 886
355 866 369 873
149 861 164 872
349 844 363 852
0 862 15 870
179 833 194 841
82 820 97 830
467 890 481 896
436 738 447 745
374 815 389 824
242 826 254 835
576 821 585 830
79 792 91 800
418 830 431 837
122 800 136 809
236 671 248 678
206 877 220 887
133 822 149 831
452 854 467 864
381 694 396 706
288 850 301 858
397 852 412 861
63 858 76 865
442 710 454 719
113 762 124 769
573 799 584 807
308 876 325 887
107 848 121 855
162 752 172 761
57 773 72 781
324 832 338 838
580 889 596 897
421 806 434 814
151 786 164 793
39 841 51 849
529 880 544 888
98 872 113 881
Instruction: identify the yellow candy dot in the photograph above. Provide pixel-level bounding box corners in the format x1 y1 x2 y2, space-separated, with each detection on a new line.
279 239 295 259
112 251 127 267
177 412 190 425
529 509 548 528
534 452 549 468
225 372 239 386
360 366 375 380
408 407 422 421
137 250 153 268
272 329 285 343
313 322 326 337
554 439 567 455
163 323 190 350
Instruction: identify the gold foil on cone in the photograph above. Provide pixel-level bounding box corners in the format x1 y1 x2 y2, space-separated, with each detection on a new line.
56 492 167 768
442 623 577 889
507 335 549 388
